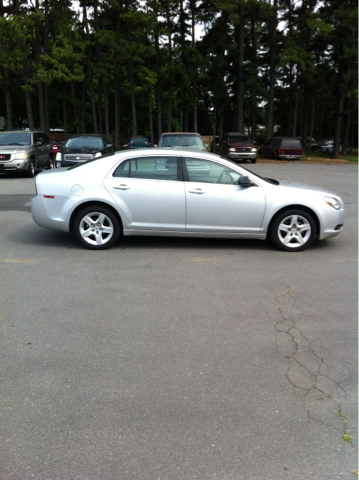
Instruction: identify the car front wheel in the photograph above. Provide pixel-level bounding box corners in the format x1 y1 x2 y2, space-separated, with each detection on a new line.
74 206 120 250
269 209 316 252
26 158 35 178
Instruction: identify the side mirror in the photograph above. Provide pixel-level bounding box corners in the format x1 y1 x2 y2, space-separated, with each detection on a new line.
34 141 42 147
238 176 254 187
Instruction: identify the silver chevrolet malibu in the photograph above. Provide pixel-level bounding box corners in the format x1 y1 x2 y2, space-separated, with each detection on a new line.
31 149 345 252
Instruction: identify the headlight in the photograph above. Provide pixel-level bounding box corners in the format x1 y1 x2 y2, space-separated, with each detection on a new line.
324 196 341 210
228 148 236 152
94 152 102 157
56 152 62 160
251 148 257 152
13 152 27 160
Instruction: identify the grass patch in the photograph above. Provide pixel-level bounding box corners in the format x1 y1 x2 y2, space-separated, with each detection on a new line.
302 149 358 163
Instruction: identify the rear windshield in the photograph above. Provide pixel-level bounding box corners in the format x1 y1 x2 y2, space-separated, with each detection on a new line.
228 136 252 144
281 139 301 148
159 134 204 147
130 137 149 144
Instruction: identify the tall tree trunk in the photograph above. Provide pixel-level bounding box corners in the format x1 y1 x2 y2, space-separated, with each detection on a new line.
333 73 345 159
24 87 34 129
81 79 86 133
44 0 50 135
83 4 98 133
148 87 154 146
342 96 352 155
236 12 244 132
191 0 197 132
114 70 122 146
71 81 80 134
167 11 172 131
265 0 277 140
212 104 217 152
4 68 13 129
292 75 299 137
155 33 162 138
62 84 68 138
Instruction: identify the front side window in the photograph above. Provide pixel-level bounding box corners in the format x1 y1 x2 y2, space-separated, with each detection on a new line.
113 156 179 181
184 158 241 185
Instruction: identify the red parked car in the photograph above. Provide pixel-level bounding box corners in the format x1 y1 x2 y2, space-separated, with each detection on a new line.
259 137 303 160
52 139 67 156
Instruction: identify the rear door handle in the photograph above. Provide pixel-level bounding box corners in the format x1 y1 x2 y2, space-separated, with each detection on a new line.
114 184 130 190
188 188 205 194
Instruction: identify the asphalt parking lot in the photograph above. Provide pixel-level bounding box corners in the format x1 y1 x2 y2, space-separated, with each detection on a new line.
0 163 357 480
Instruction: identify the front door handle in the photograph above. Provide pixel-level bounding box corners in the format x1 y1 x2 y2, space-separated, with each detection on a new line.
188 188 205 194
114 184 130 190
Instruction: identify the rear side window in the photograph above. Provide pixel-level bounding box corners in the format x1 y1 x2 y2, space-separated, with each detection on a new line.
281 139 301 148
113 156 179 181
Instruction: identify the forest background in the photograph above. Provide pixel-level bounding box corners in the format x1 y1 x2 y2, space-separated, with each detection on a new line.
0 0 357 158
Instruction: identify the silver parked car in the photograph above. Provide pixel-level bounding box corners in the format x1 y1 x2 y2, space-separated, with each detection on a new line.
31 149 345 252
0 130 54 177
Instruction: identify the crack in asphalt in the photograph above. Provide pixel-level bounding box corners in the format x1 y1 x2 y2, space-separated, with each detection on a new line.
273 281 353 437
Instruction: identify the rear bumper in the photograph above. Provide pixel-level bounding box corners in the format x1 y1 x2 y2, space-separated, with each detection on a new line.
278 155 303 160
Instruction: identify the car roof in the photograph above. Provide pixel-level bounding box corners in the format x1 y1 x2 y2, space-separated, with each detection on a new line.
160 132 201 135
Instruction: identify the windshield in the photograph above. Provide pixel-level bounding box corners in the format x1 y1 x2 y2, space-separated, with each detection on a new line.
66 137 103 149
159 134 204 147
0 133 31 146
228 136 252 144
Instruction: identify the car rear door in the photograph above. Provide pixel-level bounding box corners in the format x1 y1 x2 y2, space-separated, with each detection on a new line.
104 155 186 231
183 157 266 234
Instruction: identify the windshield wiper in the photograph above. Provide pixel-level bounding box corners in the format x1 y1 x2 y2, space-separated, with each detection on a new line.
7 143 23 146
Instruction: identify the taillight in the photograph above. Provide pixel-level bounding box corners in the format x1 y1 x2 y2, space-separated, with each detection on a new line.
278 148 282 154
301 149 303 154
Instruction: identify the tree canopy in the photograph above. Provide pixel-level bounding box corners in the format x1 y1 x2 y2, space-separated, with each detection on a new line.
0 0 357 155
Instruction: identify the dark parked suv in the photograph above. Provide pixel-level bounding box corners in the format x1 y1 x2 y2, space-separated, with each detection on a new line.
219 133 257 163
0 130 54 177
56 134 114 168
259 137 303 160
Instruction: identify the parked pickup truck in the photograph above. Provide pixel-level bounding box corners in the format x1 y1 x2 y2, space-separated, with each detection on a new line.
123 137 151 149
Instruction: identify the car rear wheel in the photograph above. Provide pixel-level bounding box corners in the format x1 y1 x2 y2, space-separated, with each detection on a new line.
74 206 120 250
269 209 316 252
25 158 35 178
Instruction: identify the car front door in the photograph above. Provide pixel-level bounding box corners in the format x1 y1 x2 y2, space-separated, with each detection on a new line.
33 133 47 167
183 157 266 234
104 155 186 231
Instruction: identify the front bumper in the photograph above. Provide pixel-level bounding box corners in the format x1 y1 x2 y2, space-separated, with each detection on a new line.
228 152 257 161
0 158 29 172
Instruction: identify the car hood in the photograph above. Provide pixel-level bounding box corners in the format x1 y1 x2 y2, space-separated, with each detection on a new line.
61 147 101 154
0 145 29 152
278 180 336 196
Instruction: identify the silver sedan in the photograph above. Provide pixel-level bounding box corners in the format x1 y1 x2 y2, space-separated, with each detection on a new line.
31 149 345 251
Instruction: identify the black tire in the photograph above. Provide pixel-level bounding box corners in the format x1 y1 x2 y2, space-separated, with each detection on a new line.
74 205 120 250
251 158 257 163
269 209 316 252
25 158 35 178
